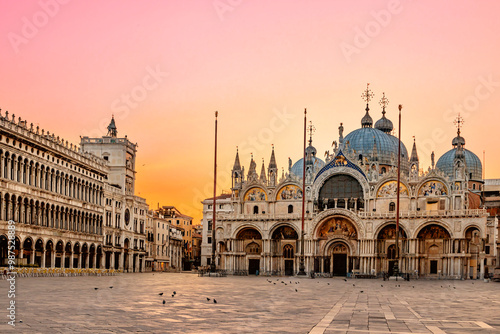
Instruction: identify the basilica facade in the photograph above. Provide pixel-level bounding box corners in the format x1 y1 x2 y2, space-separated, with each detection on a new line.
206 88 495 279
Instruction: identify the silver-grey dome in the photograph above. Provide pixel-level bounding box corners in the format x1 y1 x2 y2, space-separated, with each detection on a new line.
291 157 325 177
436 148 482 180
374 113 393 134
344 127 409 168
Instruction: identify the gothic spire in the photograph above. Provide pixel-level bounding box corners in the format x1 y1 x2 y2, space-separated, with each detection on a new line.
247 154 257 180
232 147 241 171
260 159 267 183
268 145 277 169
410 136 419 162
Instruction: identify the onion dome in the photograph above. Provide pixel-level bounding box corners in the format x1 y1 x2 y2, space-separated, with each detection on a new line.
374 92 393 134
452 134 466 147
361 107 373 128
291 121 325 177
374 110 393 134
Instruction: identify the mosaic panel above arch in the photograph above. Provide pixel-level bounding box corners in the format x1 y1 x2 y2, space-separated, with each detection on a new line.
419 181 447 196
276 185 302 201
272 226 298 240
377 224 407 239
317 217 357 240
377 181 409 198
417 224 450 239
236 228 262 240
244 187 267 202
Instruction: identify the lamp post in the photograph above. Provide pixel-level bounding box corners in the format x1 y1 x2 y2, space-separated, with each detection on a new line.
210 111 218 273
394 104 402 279
298 109 307 276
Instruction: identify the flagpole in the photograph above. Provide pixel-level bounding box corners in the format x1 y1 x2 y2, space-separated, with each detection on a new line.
210 111 218 273
298 108 307 276
394 104 402 279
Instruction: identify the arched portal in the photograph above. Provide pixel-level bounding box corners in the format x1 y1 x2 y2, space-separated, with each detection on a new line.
327 241 350 276
81 243 88 269
23 238 34 265
89 244 96 269
417 224 451 276
315 216 358 276
73 243 80 269
34 239 44 267
45 240 54 268
270 225 298 276
376 224 408 276
236 227 262 275
65 242 72 268
55 241 64 268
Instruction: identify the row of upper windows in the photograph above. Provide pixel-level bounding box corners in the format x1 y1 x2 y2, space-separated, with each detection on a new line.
0 152 103 205
0 134 105 181
207 204 227 210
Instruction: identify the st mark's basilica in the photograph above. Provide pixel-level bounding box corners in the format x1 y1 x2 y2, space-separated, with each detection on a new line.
203 86 495 279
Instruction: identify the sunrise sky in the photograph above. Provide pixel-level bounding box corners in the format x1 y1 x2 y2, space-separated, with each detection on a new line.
1 0 500 221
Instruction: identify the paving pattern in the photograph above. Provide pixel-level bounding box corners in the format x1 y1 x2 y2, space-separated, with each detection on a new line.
1 273 499 333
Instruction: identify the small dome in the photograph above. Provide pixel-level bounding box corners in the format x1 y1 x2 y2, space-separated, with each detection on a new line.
374 112 393 134
361 110 373 128
291 157 325 178
452 135 465 147
305 144 317 157
436 148 482 180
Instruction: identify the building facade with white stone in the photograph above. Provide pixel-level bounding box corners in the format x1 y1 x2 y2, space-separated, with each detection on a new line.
0 113 150 272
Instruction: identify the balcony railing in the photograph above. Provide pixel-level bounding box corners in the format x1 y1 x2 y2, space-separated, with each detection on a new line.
214 209 487 220
358 209 487 218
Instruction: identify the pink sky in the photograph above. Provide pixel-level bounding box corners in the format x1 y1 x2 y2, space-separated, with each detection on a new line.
1 0 500 221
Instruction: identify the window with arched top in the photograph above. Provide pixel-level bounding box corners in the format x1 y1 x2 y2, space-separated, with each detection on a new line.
389 202 395 212
381 167 387 174
283 244 294 258
253 205 259 214
387 244 397 259
288 205 293 214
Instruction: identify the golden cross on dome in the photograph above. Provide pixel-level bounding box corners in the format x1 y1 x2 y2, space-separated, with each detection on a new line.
379 92 389 111
361 83 374 104
453 113 464 135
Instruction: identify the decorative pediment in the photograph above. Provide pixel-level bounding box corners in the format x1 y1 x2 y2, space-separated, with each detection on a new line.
314 150 366 182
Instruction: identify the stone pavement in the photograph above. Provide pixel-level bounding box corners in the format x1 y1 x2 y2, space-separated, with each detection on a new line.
1 273 499 333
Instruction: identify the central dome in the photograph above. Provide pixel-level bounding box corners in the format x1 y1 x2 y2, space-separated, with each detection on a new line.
343 127 408 167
